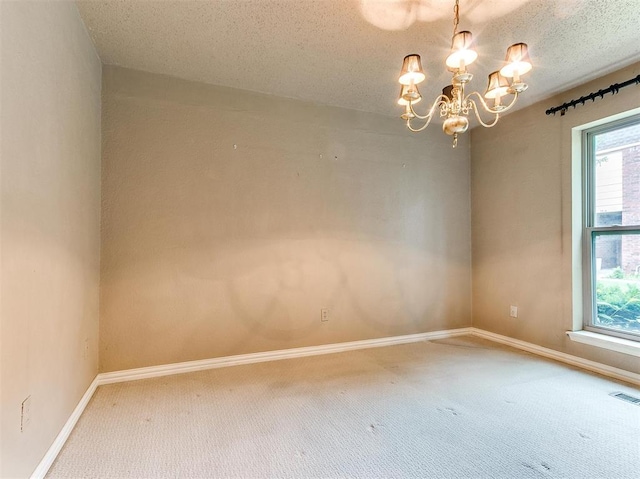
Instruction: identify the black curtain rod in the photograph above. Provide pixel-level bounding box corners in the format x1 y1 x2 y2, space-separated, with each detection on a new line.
545 74 640 116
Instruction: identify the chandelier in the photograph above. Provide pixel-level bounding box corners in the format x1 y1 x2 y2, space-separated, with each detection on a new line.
397 0 533 147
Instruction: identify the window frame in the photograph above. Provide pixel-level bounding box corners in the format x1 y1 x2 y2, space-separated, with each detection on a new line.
582 113 640 342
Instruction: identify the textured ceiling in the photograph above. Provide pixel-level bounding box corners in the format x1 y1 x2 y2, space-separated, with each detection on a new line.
76 0 640 117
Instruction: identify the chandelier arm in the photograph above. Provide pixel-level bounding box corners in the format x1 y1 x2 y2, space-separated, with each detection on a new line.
468 99 500 128
406 114 437 132
409 95 450 120
466 90 519 115
407 95 452 132
406 118 433 132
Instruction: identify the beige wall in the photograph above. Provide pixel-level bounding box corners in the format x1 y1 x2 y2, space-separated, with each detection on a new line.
471 62 640 373
100 66 472 372
1 2 638 475
0 2 101 477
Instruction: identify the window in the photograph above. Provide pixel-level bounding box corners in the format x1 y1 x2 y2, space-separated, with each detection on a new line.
583 115 640 341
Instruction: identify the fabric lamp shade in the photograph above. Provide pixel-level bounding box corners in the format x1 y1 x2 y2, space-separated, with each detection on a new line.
484 71 509 99
399 54 426 85
499 43 532 78
397 84 422 105
442 84 454 101
446 31 477 70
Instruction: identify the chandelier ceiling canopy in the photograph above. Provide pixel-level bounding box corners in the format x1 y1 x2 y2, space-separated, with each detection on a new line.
397 0 533 147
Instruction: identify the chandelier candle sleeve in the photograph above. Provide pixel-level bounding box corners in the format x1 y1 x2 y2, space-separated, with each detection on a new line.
401 104 416 120
396 0 532 147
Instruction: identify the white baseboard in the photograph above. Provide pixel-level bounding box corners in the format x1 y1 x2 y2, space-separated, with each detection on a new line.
470 328 640 386
30 327 470 479
30 377 99 479
97 327 473 385
30 326 639 478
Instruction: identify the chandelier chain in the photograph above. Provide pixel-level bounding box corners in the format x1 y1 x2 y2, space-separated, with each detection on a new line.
452 0 460 37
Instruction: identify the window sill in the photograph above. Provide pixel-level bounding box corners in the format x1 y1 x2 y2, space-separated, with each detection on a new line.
567 331 640 357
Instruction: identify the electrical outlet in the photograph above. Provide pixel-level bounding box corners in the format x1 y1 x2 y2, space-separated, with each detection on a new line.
510 305 518 318
21 396 31 432
321 308 329 322
83 338 89 360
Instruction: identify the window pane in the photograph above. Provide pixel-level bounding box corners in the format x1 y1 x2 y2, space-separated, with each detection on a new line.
594 123 640 227
594 232 640 335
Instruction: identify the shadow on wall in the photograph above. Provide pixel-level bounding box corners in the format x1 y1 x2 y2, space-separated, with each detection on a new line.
101 236 468 368
357 0 579 31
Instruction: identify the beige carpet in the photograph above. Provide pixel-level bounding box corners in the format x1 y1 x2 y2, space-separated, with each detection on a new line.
47 336 639 478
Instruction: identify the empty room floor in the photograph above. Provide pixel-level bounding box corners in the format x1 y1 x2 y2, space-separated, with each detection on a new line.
47 336 639 478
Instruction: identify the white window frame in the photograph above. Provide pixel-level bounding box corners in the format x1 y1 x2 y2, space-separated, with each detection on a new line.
582 114 640 342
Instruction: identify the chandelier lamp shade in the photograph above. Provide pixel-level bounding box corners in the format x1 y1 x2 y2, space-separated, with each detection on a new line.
397 0 533 147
